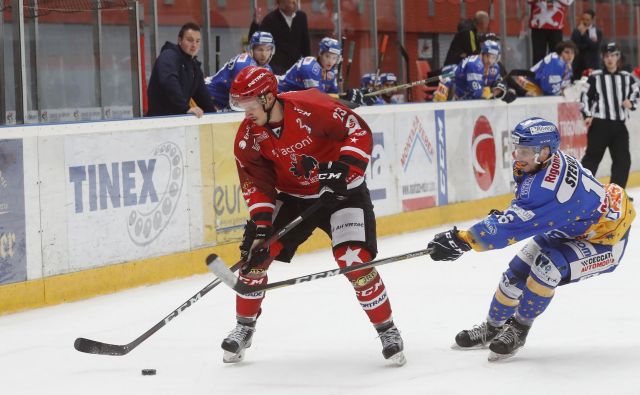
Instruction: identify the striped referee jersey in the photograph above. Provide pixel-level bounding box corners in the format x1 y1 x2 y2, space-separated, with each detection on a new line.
581 69 640 121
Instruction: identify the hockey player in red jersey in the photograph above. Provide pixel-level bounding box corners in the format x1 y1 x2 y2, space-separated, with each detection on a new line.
220 66 405 366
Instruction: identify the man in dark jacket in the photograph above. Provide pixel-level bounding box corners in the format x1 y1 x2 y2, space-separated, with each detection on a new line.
444 11 490 66
571 9 603 79
147 22 215 117
258 0 311 75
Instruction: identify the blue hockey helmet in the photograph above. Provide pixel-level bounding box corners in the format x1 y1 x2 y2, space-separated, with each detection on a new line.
511 117 561 156
361 73 375 88
319 37 342 56
380 72 397 85
481 40 501 56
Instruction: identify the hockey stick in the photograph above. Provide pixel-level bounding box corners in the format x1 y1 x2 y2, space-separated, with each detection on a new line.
215 35 221 72
397 40 411 101
207 247 434 295
73 201 324 356
372 34 389 87
344 41 356 89
337 36 347 94
364 71 454 97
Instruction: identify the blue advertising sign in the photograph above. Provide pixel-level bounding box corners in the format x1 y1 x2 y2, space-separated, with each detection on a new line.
0 139 27 285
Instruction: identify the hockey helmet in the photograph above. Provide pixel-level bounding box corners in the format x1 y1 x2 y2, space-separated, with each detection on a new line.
360 73 374 89
319 37 342 56
481 40 501 56
511 117 561 157
380 73 398 85
229 66 278 111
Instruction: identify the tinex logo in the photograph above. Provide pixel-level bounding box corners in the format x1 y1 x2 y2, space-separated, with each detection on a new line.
471 115 496 191
68 141 184 246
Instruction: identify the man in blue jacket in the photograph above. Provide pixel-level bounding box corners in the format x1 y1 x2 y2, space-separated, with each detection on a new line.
147 22 215 117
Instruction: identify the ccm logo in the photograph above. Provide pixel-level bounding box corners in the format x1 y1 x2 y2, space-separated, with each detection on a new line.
318 172 342 180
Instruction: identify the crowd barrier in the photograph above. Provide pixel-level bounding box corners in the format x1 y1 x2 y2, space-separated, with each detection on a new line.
1 96 639 314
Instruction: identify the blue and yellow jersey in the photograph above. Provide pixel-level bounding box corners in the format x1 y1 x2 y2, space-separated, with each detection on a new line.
453 55 501 100
459 150 635 251
206 53 273 109
529 52 572 96
278 56 339 94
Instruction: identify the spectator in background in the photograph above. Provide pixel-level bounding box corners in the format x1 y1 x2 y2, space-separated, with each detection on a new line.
259 0 311 75
444 11 491 66
528 0 574 65
146 22 215 117
571 9 603 79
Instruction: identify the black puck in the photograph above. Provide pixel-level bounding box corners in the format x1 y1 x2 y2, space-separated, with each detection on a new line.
141 369 156 376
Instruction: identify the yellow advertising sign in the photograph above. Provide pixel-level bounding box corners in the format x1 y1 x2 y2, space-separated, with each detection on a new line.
201 121 248 244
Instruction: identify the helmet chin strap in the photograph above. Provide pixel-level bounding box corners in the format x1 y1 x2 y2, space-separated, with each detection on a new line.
260 95 275 124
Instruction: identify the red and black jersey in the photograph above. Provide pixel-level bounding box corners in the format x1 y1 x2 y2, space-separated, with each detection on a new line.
234 88 372 226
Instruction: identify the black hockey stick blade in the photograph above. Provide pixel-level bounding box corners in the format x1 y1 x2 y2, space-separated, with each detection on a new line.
209 247 435 295
74 276 225 356
74 337 132 356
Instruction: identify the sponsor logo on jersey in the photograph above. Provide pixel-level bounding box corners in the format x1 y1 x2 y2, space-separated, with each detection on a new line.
508 204 535 221
518 175 535 199
570 251 616 279
482 217 498 235
279 135 313 156
557 154 578 203
345 114 366 136
471 115 496 191
566 239 597 258
541 154 562 190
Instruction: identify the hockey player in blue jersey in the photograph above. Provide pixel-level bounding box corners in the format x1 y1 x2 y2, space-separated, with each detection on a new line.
525 41 577 96
379 73 404 104
278 37 341 94
359 73 385 105
427 117 635 361
205 31 275 110
453 40 503 100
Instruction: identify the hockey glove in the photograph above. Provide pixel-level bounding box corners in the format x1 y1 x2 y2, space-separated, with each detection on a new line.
318 161 349 208
239 220 273 274
340 88 365 106
427 226 471 261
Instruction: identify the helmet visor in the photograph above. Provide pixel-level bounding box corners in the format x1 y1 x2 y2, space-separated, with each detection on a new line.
229 95 262 112
512 144 537 162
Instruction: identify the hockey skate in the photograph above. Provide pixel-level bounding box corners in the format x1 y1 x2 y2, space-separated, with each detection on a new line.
377 322 406 366
221 321 256 363
452 321 502 350
488 319 531 362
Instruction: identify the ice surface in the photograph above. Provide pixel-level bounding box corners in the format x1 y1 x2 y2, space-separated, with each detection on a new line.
1 189 639 395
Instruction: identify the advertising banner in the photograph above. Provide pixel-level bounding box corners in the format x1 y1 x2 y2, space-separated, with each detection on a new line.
444 105 511 203
65 128 189 268
557 102 587 160
211 122 247 244
360 113 400 216
0 139 27 285
394 111 438 211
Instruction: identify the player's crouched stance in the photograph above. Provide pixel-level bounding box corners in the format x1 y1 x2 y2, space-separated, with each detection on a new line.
427 117 635 362
220 66 405 366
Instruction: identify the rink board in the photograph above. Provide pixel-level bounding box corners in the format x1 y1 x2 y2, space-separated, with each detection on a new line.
1 97 639 314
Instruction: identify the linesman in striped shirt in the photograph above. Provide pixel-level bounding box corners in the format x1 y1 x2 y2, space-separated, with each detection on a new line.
580 42 639 190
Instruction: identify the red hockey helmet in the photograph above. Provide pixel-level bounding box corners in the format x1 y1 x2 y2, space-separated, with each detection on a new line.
229 66 278 111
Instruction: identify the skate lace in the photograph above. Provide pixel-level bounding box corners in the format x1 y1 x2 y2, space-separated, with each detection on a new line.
378 326 402 348
227 324 255 345
497 324 521 346
467 323 491 345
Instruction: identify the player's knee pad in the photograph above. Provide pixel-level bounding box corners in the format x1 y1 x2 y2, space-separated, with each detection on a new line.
497 268 526 300
531 252 562 288
333 244 374 281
